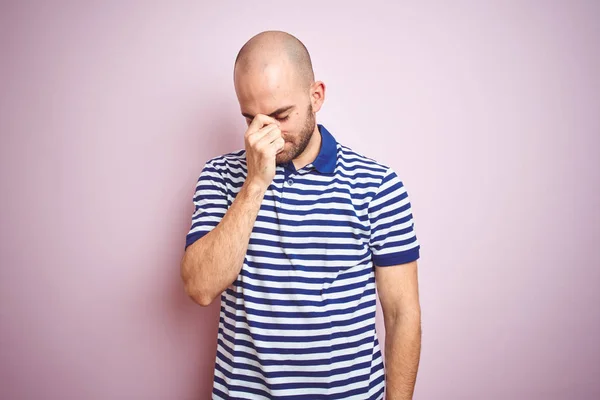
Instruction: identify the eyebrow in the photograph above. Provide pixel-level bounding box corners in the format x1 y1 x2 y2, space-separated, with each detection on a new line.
242 105 295 120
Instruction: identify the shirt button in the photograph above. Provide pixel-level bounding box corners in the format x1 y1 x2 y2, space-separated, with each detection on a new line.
286 179 294 186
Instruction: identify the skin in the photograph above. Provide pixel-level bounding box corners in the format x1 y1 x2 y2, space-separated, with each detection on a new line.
234 31 324 173
376 260 422 400
180 30 421 400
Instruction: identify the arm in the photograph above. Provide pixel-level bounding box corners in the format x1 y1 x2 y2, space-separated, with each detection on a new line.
368 167 422 398
376 260 421 400
180 114 285 306
181 180 266 306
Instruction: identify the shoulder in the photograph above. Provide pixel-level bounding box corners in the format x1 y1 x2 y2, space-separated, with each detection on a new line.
336 143 396 183
204 148 247 172
193 149 247 188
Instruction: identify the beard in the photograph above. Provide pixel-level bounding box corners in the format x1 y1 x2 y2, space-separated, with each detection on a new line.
275 103 315 165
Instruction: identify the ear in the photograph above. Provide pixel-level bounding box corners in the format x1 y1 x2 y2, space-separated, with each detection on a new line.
309 81 326 113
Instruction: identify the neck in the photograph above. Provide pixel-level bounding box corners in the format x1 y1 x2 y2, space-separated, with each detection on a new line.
292 124 321 170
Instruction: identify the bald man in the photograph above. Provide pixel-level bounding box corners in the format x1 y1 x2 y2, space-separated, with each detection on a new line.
181 31 422 400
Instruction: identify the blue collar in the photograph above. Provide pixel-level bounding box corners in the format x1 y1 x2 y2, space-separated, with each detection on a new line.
311 124 337 174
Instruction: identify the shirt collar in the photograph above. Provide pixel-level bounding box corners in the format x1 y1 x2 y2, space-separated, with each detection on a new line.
311 124 337 174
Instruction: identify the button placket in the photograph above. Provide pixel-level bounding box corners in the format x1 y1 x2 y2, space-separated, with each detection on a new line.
276 166 295 264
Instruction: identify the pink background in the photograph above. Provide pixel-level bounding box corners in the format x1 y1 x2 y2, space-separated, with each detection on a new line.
1 1 599 399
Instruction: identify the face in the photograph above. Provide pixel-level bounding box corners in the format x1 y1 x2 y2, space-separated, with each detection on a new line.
234 60 323 165
270 102 314 165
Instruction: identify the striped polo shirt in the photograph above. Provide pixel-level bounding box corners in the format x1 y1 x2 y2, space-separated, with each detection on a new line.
185 124 420 399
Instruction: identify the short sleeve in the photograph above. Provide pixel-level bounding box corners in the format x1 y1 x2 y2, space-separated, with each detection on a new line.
184 160 228 250
368 168 421 267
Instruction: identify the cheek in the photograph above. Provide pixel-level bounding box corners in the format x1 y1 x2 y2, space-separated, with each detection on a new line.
279 110 304 137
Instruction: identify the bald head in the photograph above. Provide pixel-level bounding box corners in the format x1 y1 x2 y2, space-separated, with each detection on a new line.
234 31 314 89
232 31 326 166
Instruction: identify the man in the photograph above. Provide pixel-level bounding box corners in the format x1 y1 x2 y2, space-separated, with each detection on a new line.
181 30 422 400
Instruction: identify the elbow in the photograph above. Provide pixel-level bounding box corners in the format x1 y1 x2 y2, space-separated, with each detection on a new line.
191 292 215 307
197 297 214 307
183 280 215 307
385 306 421 330
180 255 214 307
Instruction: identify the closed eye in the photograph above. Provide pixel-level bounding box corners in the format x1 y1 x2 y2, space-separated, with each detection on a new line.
276 115 290 122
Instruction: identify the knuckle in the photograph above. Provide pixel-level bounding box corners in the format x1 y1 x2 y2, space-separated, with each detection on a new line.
255 141 265 152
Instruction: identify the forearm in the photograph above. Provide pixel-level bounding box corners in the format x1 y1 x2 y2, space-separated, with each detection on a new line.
181 180 266 305
384 311 422 400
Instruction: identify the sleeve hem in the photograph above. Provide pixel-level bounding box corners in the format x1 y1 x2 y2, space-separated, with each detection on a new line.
185 231 208 251
373 246 420 267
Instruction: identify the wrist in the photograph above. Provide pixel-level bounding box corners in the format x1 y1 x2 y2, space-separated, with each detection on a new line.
243 179 268 196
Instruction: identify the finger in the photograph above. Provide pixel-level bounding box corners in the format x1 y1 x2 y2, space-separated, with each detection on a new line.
248 114 280 133
256 126 282 146
272 137 285 154
248 124 279 145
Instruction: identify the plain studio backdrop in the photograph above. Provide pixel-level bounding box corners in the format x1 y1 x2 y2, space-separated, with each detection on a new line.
1 1 598 399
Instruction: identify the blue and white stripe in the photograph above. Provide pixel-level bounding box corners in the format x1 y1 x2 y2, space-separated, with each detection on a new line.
186 124 420 399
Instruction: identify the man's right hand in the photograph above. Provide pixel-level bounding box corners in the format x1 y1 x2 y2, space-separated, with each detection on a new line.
244 114 285 191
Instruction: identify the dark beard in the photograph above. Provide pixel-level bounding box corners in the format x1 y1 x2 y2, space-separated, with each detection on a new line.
276 104 315 165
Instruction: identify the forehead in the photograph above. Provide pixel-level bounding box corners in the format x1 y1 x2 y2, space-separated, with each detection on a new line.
234 61 302 113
